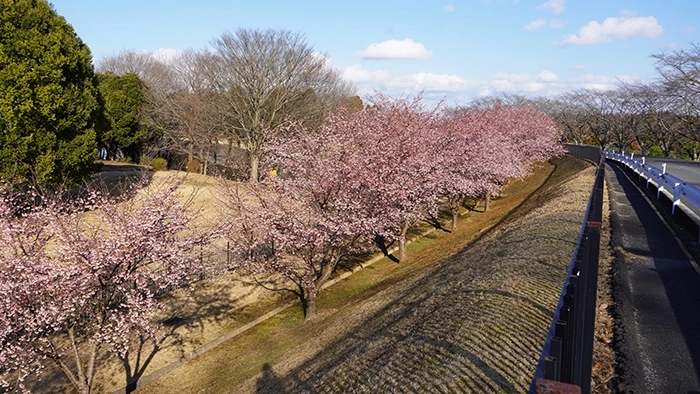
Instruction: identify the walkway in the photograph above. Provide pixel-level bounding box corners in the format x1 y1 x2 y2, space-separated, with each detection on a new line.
606 161 700 393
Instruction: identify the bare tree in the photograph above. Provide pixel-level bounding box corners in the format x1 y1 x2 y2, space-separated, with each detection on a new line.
653 43 700 114
148 50 225 174
620 81 679 156
652 43 700 158
536 94 590 145
96 49 177 97
209 29 355 181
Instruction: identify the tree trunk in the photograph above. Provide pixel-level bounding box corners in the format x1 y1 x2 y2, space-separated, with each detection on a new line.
398 221 410 261
449 196 460 230
304 292 316 321
484 192 491 212
249 152 259 183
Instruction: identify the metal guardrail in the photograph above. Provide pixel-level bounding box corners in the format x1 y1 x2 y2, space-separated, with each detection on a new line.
529 144 604 394
605 152 700 238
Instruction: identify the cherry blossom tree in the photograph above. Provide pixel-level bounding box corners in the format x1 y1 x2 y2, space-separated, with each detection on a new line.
348 93 445 260
438 104 563 227
0 178 212 393
219 122 377 320
220 94 563 321
436 111 500 228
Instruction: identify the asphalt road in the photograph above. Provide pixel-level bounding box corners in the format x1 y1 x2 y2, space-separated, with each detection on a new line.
607 161 700 393
643 157 700 187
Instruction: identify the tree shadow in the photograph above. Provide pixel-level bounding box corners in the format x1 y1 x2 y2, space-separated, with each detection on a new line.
373 234 400 263
256 363 286 394
121 334 172 394
423 211 452 233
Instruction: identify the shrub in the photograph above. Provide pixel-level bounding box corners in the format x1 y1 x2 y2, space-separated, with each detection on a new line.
151 158 168 171
139 156 152 166
648 145 663 157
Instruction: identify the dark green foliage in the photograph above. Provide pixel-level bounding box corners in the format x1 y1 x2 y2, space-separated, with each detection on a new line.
97 71 149 161
0 0 101 186
150 157 167 171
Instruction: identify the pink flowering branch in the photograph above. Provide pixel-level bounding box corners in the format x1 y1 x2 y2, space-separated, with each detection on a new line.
0 177 214 394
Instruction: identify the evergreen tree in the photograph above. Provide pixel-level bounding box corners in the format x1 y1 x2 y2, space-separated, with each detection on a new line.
0 0 102 186
97 71 148 161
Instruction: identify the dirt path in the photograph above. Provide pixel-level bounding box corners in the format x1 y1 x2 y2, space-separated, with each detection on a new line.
233 163 599 393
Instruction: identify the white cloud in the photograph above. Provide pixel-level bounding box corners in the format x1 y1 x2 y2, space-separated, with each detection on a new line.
344 64 472 94
569 73 637 91
560 16 663 46
537 70 559 82
343 64 392 84
525 19 547 30
150 48 182 63
549 19 565 29
358 39 433 59
444 4 455 12
342 63 639 106
386 72 474 91
490 71 562 93
537 0 565 15
572 74 619 91
525 18 564 31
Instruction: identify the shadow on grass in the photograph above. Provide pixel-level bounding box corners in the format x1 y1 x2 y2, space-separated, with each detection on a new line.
255 363 286 394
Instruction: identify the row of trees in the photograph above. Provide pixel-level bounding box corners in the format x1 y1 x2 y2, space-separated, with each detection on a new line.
501 44 700 159
0 0 356 187
0 0 160 186
0 0 100 185
0 94 563 392
220 93 564 320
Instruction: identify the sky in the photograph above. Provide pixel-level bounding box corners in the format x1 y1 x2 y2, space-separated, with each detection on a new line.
49 0 699 107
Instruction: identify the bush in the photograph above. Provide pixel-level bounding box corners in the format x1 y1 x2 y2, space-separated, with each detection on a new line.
151 158 168 171
139 156 152 166
648 145 663 157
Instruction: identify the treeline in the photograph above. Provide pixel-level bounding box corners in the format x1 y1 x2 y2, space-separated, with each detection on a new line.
0 0 355 187
96 29 356 182
219 93 564 320
486 44 700 160
0 92 564 394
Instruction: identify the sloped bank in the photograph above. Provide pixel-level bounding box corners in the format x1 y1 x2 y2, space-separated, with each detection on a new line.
136 156 602 393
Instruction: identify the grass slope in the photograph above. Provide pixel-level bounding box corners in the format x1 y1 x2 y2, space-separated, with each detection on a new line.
135 156 596 394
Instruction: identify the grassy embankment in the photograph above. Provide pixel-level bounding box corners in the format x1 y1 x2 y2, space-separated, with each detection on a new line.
131 156 595 393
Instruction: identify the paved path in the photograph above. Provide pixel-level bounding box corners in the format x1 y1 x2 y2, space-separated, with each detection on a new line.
606 161 700 393
644 157 700 188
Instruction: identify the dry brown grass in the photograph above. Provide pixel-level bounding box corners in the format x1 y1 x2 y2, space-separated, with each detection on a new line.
591 182 616 393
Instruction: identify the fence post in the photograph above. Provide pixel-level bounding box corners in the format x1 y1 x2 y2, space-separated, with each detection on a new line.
673 184 682 215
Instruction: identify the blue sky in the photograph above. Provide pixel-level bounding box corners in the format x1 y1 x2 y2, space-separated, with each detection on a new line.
49 0 699 106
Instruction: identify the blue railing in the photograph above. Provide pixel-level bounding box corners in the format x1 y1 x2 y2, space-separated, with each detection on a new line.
606 152 700 240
